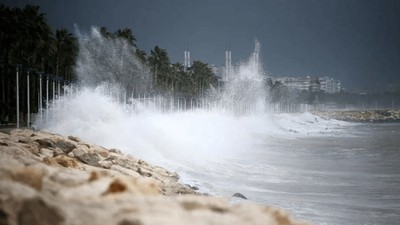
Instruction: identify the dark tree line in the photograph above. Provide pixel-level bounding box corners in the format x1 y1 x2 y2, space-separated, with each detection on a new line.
91 26 219 98
0 4 219 125
1 4 78 124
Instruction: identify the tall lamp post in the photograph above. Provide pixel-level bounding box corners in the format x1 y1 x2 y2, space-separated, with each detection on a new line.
46 74 49 111
26 69 32 127
16 65 21 128
38 72 43 123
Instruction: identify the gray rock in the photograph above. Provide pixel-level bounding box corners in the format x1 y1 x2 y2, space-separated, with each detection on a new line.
232 192 247 200
35 139 54 148
52 148 65 157
76 152 101 167
109 148 122 154
67 135 81 142
55 140 76 153
71 147 87 158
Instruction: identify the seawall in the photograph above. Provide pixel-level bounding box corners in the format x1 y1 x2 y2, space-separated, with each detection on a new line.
313 109 400 122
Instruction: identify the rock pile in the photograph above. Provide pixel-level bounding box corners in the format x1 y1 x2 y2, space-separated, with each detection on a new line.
0 129 311 225
314 109 400 122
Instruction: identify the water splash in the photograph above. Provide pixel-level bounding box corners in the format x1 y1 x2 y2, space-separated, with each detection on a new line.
217 39 267 114
75 27 151 94
37 28 346 169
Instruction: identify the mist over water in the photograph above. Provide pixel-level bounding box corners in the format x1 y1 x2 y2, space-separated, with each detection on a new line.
36 27 400 225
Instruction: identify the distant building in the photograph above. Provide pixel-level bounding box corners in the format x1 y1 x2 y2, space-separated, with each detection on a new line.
272 76 341 93
184 47 191 69
187 47 342 94
319 77 341 93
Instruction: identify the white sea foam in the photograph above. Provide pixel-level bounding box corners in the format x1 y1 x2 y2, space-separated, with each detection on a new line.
37 27 349 170
40 84 348 168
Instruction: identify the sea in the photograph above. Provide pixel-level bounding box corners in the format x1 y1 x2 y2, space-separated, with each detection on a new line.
39 87 400 225
176 120 400 225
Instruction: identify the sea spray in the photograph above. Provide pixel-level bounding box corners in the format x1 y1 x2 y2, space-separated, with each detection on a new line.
37 27 348 176
75 27 151 94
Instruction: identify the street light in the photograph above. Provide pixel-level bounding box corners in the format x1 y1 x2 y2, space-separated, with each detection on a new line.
16 65 21 128
45 74 49 112
26 68 35 127
38 72 44 123
27 70 30 127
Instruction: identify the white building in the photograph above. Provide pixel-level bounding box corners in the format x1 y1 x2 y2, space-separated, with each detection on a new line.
274 76 319 92
273 76 341 93
319 77 341 93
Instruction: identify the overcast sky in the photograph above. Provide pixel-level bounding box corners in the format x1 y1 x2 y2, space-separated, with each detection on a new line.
3 0 400 90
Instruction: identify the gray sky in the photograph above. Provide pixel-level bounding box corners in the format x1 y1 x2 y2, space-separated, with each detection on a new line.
3 0 400 90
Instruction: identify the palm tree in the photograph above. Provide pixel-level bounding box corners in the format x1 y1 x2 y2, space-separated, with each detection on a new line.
15 5 53 70
52 28 78 80
100 27 112 38
148 46 170 92
115 28 137 47
135 49 148 65
190 60 217 96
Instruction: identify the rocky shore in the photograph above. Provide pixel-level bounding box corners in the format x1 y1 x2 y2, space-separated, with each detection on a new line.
314 109 400 122
0 129 310 225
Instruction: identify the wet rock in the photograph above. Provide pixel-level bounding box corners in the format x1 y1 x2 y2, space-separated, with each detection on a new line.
232 192 247 199
52 148 65 157
109 148 122 154
35 139 54 148
76 152 101 167
137 167 152 177
68 135 81 142
54 139 76 153
187 184 199 191
18 197 65 225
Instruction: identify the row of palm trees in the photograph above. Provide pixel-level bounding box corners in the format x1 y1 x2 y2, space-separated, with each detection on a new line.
0 5 78 80
0 4 219 124
99 27 219 98
0 4 78 124
147 45 219 98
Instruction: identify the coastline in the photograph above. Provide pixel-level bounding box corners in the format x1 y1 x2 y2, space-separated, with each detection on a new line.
0 129 311 225
313 109 400 122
